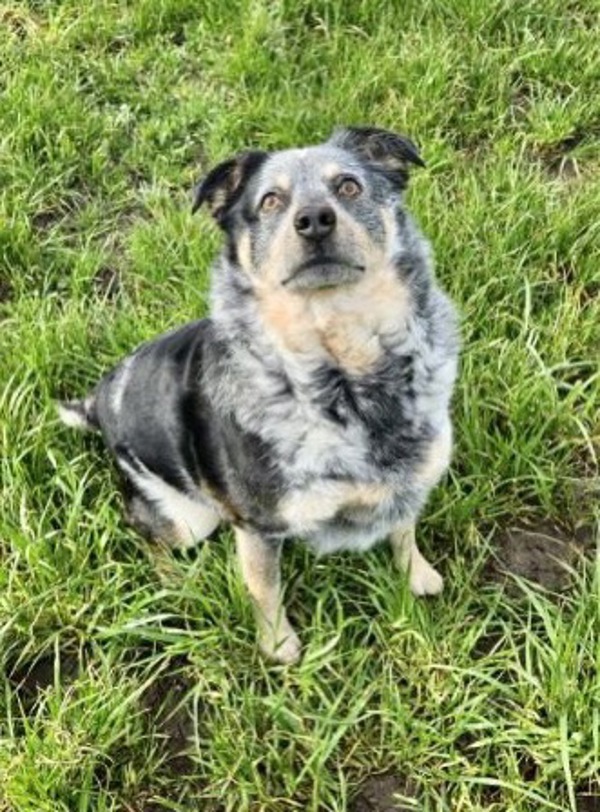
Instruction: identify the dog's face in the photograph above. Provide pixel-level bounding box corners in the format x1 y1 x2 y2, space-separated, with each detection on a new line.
193 128 424 294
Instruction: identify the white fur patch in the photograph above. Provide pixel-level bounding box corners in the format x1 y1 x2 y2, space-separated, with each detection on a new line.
391 525 444 595
57 401 89 430
117 454 221 548
409 550 444 596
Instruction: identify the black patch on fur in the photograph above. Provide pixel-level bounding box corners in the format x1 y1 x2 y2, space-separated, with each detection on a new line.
311 355 430 472
85 319 287 536
312 364 361 426
181 335 287 534
192 150 269 225
329 126 425 189
352 352 431 469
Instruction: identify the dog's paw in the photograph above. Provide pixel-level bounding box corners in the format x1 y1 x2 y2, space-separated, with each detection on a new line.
409 552 444 596
260 623 301 665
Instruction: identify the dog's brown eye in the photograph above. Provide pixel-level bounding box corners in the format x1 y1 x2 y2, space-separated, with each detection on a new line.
337 178 362 199
260 192 282 213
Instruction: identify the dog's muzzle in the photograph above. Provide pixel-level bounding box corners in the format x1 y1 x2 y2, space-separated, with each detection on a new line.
283 203 364 290
283 256 365 290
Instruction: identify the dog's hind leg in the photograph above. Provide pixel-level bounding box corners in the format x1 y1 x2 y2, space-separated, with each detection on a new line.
234 527 301 665
390 523 444 596
116 447 221 549
123 488 221 549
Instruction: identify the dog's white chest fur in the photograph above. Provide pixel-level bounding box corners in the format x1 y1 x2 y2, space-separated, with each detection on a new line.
222 348 397 552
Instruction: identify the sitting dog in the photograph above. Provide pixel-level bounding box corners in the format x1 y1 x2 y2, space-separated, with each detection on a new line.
59 127 459 664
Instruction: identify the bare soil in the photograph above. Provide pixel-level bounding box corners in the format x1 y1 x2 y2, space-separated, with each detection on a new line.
490 519 591 593
350 772 417 812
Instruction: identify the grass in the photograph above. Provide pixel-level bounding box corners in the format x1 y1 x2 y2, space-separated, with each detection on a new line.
0 1 598 809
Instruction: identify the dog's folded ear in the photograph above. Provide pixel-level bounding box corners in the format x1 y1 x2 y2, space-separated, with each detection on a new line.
329 126 425 188
192 150 269 224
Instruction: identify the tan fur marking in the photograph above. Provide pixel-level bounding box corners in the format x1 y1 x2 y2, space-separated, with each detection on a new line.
274 173 291 193
322 162 343 180
235 527 300 663
210 187 227 216
312 264 410 373
256 287 313 354
341 481 393 508
318 320 381 373
235 527 280 607
211 162 244 216
279 480 393 527
257 263 410 374
237 230 253 275
230 163 243 191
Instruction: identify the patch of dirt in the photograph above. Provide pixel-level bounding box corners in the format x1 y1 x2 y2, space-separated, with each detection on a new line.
576 794 600 812
30 207 67 232
545 154 581 181
104 35 134 54
575 780 600 812
9 650 80 705
29 201 76 233
170 27 187 46
93 265 122 299
553 258 600 305
489 520 589 594
0 278 12 304
509 72 535 122
350 772 418 812
556 260 578 285
30 191 92 234
535 127 593 181
139 664 196 775
521 756 540 783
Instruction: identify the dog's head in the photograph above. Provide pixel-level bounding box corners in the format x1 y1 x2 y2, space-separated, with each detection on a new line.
193 127 424 293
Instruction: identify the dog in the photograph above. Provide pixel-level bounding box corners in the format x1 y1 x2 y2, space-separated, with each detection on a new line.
58 126 459 664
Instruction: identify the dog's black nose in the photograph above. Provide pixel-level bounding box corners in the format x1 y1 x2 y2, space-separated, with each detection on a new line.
294 205 336 240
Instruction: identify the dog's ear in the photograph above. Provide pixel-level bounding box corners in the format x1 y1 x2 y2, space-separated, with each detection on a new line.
329 126 425 187
192 150 269 224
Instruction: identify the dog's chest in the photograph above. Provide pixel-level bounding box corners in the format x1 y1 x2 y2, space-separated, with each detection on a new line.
237 354 370 476
229 352 402 537
270 405 395 543
257 266 409 377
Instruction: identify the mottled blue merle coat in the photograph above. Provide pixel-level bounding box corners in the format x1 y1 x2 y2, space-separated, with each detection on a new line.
59 127 460 663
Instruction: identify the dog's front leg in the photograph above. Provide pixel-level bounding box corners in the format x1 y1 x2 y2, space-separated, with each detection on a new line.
390 523 444 596
234 527 301 664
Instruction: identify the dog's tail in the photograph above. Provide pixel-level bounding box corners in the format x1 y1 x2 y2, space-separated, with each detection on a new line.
57 395 99 432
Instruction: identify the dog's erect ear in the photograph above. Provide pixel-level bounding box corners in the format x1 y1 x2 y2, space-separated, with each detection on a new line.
192 150 269 224
329 126 425 187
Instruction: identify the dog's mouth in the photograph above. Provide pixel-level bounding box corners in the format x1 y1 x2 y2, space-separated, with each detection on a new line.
283 257 365 291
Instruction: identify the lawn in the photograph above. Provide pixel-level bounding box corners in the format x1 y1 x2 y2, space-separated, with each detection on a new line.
0 1 598 810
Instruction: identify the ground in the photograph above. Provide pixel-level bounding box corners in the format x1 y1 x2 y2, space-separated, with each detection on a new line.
0 1 599 810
